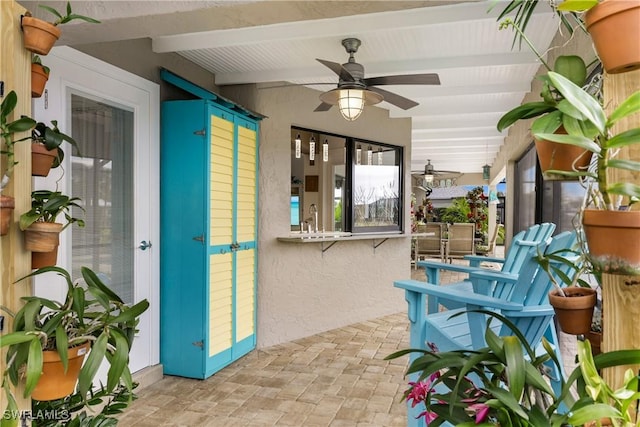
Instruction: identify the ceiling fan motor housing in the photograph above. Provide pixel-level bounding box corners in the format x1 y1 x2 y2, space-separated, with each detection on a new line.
339 62 366 88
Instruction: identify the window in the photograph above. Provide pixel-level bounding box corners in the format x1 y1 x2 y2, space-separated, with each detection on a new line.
291 127 403 233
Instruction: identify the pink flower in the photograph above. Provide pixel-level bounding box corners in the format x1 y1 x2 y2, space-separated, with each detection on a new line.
466 403 490 424
417 410 438 424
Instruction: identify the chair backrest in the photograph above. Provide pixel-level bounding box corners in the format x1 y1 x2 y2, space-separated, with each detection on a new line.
497 231 578 343
486 223 504 254
447 223 475 257
500 222 556 273
416 223 443 254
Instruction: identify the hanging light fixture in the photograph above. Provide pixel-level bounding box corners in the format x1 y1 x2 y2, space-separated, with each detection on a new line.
323 139 329 162
482 141 490 180
309 135 316 161
367 146 373 165
319 88 383 122
356 144 362 165
295 134 301 159
377 147 383 166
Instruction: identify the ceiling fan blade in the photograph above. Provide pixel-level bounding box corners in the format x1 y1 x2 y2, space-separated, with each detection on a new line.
364 73 440 86
368 86 418 110
314 102 333 112
316 59 355 82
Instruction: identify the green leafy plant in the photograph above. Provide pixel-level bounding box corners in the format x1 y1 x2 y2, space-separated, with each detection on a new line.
387 312 640 426
0 90 36 191
532 71 640 209
440 198 471 224
32 54 50 75
0 266 149 425
31 119 81 169
36 1 101 26
19 190 85 231
32 382 139 427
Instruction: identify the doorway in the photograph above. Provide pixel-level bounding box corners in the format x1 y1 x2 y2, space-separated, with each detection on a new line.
31 47 160 373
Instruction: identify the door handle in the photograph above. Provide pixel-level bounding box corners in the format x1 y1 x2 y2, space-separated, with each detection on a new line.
138 240 152 251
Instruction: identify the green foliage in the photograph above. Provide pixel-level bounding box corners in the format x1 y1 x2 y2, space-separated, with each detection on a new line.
0 90 36 190
19 190 85 231
32 382 138 427
31 120 81 169
37 2 101 26
1 266 149 414
533 72 640 209
387 311 640 426
440 198 470 224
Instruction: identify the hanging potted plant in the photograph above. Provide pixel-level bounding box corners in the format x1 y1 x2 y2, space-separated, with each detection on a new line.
19 190 85 268
558 0 640 74
31 55 50 98
0 91 36 236
21 1 100 56
0 266 149 405
31 119 80 177
533 71 640 275
496 19 597 180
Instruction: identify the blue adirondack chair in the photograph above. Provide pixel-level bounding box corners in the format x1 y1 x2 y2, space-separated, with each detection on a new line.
395 231 578 427
418 222 556 314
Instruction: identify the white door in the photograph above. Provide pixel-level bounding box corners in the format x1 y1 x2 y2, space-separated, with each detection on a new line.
32 47 160 373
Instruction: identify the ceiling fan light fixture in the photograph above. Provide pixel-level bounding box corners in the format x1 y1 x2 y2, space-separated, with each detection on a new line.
319 88 383 122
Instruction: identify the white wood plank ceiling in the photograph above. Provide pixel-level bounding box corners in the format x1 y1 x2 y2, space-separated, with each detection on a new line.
22 0 559 175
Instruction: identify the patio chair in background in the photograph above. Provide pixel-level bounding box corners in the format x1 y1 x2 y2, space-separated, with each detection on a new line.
414 223 445 266
445 222 475 262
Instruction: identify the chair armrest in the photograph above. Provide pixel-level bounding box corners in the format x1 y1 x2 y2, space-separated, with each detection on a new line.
464 254 506 265
393 279 524 311
468 269 519 284
417 260 482 275
503 305 555 318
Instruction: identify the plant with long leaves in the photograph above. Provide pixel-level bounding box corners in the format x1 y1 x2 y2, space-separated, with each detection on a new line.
532 71 640 209
0 90 36 191
0 266 149 427
19 190 85 231
34 1 100 26
386 310 640 426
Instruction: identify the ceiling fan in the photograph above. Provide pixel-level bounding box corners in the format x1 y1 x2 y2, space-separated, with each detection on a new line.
412 160 461 188
314 38 441 120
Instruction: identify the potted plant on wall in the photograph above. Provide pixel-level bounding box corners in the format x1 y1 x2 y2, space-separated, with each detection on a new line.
30 119 80 177
1 266 149 412
0 90 36 236
558 0 640 74
21 1 100 56
496 18 598 180
31 55 50 98
19 190 85 268
532 71 640 275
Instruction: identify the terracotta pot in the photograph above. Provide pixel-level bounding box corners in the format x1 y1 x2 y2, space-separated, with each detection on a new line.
585 418 613 427
32 247 58 269
1 195 16 236
31 343 90 401
586 330 602 356
24 222 63 253
21 16 60 56
534 128 591 180
31 63 49 98
549 287 597 335
31 144 58 177
585 0 640 74
582 209 640 275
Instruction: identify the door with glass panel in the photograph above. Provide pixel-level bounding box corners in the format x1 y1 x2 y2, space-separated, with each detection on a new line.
32 47 159 374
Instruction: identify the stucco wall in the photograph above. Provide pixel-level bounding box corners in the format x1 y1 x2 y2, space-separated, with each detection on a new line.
223 83 413 348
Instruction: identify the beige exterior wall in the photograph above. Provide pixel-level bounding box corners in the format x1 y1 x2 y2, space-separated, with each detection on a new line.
69 38 412 349
223 83 412 348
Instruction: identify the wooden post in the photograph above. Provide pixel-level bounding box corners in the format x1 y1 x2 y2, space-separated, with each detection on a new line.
0 0 33 421
601 68 640 391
